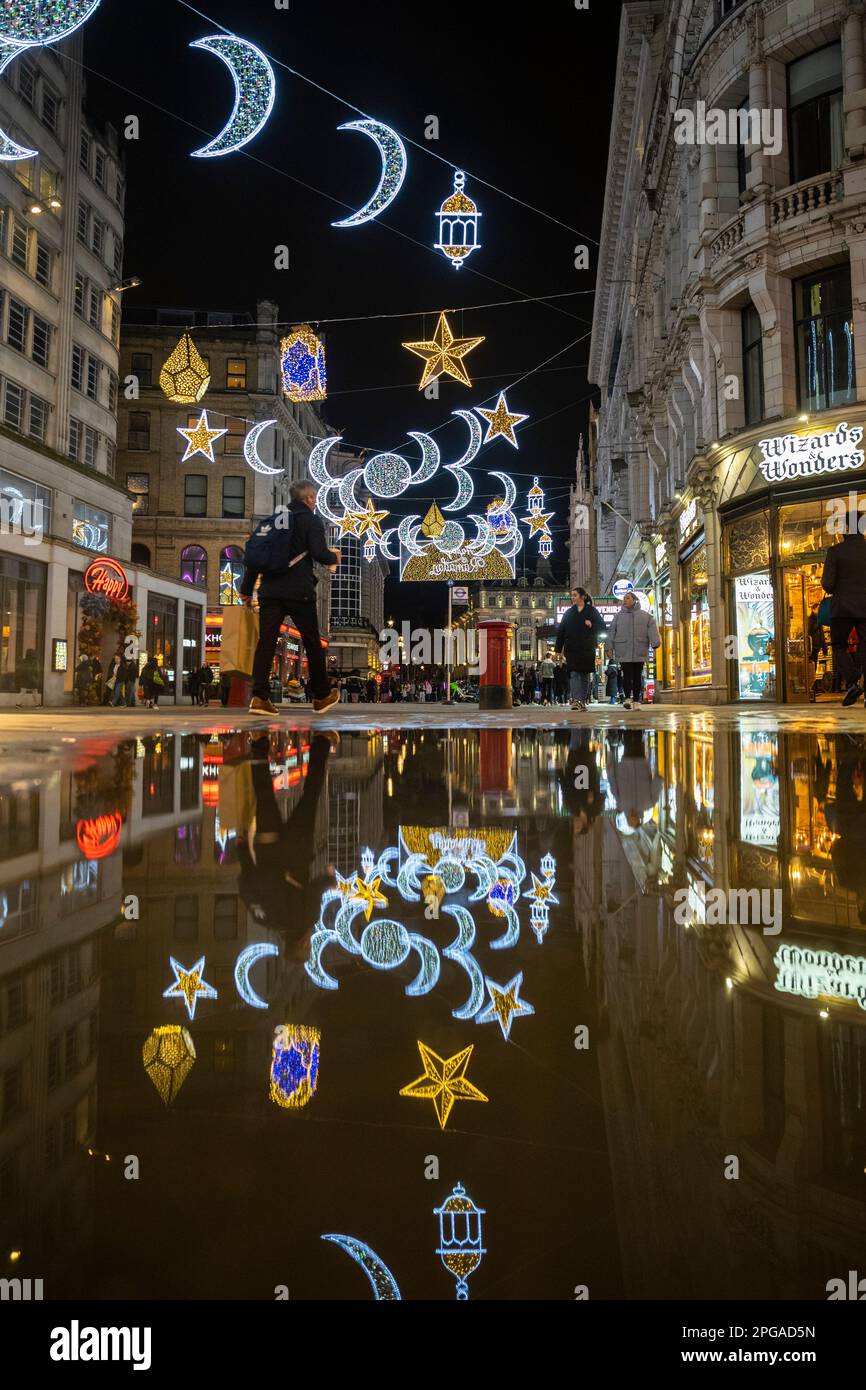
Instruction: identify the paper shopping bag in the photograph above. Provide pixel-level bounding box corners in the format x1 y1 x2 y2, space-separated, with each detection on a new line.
218 762 256 835
221 605 259 676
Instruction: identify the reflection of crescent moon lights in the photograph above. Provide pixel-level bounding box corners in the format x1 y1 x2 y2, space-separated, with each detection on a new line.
443 410 482 512
190 35 277 158
490 470 517 510
244 420 284 476
443 906 486 1021
331 120 408 228
321 1235 402 1300
0 45 37 160
234 943 280 1009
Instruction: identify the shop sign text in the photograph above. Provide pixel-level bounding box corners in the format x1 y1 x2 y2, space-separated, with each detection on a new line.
757 422 864 484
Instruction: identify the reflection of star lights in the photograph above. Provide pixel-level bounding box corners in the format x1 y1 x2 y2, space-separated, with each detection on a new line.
335 872 356 897
402 312 484 390
399 1042 488 1130
476 973 535 1041
351 875 388 921
476 392 528 448
527 872 559 905
163 956 218 1020
178 410 227 462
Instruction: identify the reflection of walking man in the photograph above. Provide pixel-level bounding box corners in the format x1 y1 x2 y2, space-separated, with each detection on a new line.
822 531 866 706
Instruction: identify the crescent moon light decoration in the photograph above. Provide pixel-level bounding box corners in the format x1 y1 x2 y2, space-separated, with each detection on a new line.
331 119 408 228
321 1236 402 1300
234 942 280 1009
243 420 284 477
442 411 482 512
190 35 277 159
0 0 106 163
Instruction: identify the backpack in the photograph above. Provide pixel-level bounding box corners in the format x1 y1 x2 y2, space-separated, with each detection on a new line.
244 509 307 575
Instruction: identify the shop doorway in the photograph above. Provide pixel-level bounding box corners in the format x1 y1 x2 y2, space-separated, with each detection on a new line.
782 564 836 702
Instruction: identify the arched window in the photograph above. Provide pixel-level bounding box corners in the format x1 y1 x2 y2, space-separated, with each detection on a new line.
181 544 207 587
220 546 244 606
131 543 151 567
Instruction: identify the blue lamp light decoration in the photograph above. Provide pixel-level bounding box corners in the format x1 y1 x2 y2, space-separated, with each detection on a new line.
434 1182 486 1299
280 325 327 402
269 1024 321 1109
435 170 482 270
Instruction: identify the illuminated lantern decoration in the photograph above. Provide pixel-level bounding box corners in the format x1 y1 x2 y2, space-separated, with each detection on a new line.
84 557 129 602
434 1182 486 1299
435 171 482 270
539 536 553 559
76 811 123 861
486 497 515 537
399 1041 488 1130
142 1025 196 1107
281 325 327 402
270 1024 321 1109
487 876 516 918
530 899 550 944
159 331 210 404
540 853 557 879
527 479 545 514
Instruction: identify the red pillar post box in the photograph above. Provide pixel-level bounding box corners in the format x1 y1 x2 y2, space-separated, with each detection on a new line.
478 620 512 711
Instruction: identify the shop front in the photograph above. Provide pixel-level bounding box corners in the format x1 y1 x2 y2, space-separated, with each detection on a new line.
716 414 866 703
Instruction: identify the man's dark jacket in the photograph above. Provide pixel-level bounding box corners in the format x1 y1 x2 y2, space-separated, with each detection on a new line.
240 501 337 604
822 534 866 621
555 603 606 671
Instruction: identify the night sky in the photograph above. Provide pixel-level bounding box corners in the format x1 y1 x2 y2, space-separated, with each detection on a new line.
81 0 624 624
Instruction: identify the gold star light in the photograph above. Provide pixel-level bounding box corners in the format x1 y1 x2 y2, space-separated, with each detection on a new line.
178 410 228 462
403 312 485 390
337 512 364 537
476 392 529 448
522 510 555 538
350 875 389 921
399 1041 489 1130
353 498 390 539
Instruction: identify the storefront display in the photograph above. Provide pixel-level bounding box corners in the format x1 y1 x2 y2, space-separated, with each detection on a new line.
738 733 780 847
681 544 711 683
734 572 776 700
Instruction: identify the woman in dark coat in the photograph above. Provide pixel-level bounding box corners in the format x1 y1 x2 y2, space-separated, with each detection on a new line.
555 586 606 711
140 656 160 709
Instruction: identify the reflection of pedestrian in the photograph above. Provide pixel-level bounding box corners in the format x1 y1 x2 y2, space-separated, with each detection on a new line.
807 603 826 701
826 736 866 924
822 533 866 707
607 729 663 829
237 733 338 941
559 731 602 834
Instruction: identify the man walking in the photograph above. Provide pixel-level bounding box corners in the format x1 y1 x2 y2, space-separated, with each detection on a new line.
241 479 341 716
604 592 661 709
822 530 866 707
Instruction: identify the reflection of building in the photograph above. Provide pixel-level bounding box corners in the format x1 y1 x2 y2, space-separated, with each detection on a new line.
591 2 866 703
0 45 196 705
327 733 385 873
118 302 332 690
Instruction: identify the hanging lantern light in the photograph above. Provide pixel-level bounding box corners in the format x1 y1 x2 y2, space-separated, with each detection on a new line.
434 1182 486 1300
527 478 545 515
159 331 210 404
142 1025 196 1107
269 1024 321 1109
434 171 482 270
280 325 327 402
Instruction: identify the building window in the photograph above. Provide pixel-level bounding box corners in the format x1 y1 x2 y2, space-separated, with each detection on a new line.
222 476 245 518
794 266 855 413
224 416 245 454
31 315 50 368
788 44 843 184
109 300 120 345
7 298 27 353
14 157 34 193
184 475 207 518
94 148 106 189
28 394 48 443
85 356 99 401
127 411 150 450
10 221 27 269
130 352 152 388
108 371 118 412
226 358 247 390
34 240 51 287
219 547 244 605
91 219 104 257
83 427 97 469
71 342 84 391
76 198 88 244
88 287 100 329
68 416 81 460
127 473 149 515
106 439 115 477
79 131 91 173
74 273 86 317
181 543 207 586
742 302 764 425
72 500 109 553
18 59 35 107
3 382 23 432
41 86 58 132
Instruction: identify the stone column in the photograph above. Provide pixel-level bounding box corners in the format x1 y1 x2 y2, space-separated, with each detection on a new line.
659 520 682 701
844 218 866 401
843 7 866 162
693 462 727 705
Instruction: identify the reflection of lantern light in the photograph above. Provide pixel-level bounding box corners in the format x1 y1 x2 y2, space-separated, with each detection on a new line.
142 1025 196 1106
434 1182 486 1300
487 876 515 918
269 1024 321 1109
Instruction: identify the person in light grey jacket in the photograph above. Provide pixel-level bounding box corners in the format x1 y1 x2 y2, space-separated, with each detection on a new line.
605 593 661 708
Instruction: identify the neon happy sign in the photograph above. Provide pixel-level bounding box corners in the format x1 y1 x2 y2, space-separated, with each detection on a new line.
84 558 129 601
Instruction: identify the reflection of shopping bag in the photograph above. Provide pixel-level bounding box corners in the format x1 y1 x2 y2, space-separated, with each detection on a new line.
817 596 832 627
218 762 255 835
221 606 259 676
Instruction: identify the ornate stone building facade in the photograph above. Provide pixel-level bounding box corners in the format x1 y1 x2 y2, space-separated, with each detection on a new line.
591 0 866 703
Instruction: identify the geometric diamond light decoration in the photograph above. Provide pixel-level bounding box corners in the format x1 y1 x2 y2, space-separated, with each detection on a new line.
159 331 210 404
141 1025 196 1107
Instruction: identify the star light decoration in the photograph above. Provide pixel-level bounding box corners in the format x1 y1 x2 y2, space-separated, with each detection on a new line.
477 392 528 449
434 170 482 270
159 332 211 404
403 312 484 390
178 410 227 462
350 874 389 922
476 973 535 1041
280 325 327 402
163 956 218 1021
399 1042 488 1130
526 854 558 944
522 476 554 556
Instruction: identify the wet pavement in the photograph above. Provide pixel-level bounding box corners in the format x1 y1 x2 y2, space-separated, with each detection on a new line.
1 714 866 1300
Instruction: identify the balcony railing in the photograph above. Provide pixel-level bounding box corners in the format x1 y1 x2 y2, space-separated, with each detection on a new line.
771 174 843 227
710 213 745 263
